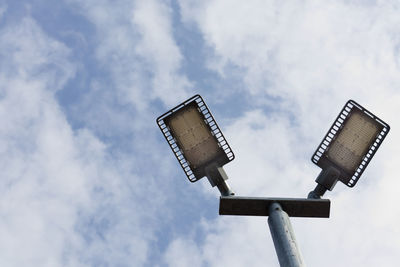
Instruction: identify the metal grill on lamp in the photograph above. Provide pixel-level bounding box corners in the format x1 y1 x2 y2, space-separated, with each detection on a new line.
157 95 235 182
311 100 390 187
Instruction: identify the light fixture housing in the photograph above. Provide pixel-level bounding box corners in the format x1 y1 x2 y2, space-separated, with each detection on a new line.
311 100 390 188
157 95 234 182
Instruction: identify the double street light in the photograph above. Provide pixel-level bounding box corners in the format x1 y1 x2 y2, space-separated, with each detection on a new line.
157 96 389 267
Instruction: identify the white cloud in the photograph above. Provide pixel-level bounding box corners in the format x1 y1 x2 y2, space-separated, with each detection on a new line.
0 17 84 266
132 0 192 104
0 14 165 266
162 238 204 267
68 0 192 110
179 0 400 119
0 4 6 19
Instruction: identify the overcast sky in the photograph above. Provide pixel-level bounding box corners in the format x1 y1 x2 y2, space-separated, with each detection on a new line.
0 0 399 266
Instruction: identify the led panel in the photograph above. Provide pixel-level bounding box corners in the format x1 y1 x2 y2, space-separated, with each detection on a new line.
326 110 381 173
167 104 221 168
157 95 234 182
312 100 390 187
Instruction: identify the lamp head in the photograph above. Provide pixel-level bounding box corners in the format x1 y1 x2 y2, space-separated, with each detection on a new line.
157 95 234 186
309 100 390 198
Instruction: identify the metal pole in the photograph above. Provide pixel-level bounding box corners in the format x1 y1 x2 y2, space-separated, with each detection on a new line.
268 202 305 267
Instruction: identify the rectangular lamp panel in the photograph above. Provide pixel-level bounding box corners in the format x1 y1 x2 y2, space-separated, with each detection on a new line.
327 110 381 173
167 104 221 168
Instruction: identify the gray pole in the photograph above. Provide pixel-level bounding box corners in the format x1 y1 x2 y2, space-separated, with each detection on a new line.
268 202 305 267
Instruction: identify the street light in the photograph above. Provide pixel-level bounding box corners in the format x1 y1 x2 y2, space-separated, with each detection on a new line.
156 95 235 196
308 100 390 199
157 96 390 266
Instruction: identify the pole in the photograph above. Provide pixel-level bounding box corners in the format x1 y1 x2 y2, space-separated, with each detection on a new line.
268 202 305 267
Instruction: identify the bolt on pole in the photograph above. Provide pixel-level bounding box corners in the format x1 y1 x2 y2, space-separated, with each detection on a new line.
268 202 305 267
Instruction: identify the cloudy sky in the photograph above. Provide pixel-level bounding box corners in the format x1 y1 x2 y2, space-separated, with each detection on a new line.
1 0 399 266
